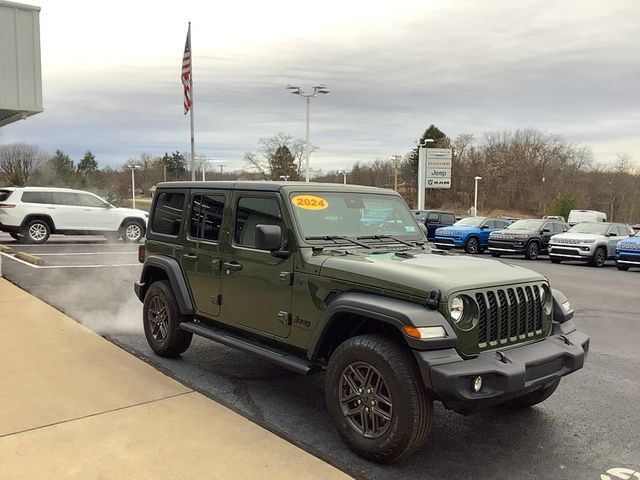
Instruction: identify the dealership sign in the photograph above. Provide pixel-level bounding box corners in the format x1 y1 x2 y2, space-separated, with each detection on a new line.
425 149 452 189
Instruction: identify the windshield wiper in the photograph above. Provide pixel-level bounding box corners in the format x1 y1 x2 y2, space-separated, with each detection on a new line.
357 234 419 247
305 235 372 249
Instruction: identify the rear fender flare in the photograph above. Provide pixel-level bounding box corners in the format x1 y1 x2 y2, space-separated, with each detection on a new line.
138 254 194 315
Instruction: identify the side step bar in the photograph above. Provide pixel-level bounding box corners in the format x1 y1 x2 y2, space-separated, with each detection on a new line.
179 322 314 375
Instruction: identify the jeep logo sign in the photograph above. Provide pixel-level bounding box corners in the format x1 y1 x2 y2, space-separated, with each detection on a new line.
425 148 452 189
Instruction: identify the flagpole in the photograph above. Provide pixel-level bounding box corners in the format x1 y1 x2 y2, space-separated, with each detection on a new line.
188 22 195 181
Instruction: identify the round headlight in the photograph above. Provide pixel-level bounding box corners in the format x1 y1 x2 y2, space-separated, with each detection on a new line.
450 296 464 322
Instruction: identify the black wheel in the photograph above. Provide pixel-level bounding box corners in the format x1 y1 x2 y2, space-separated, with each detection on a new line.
464 237 480 254
122 221 145 243
490 252 501 258
550 257 561 264
143 280 192 357
590 247 607 267
617 264 630 271
525 241 540 260
501 379 561 409
325 334 432 464
23 219 51 244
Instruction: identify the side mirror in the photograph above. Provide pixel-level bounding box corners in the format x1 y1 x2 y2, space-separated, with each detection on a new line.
608 232 617 237
481 225 490 229
543 228 551 233
255 224 285 254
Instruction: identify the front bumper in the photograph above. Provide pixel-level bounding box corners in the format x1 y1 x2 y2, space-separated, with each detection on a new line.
616 252 640 266
433 237 464 248
414 321 589 411
488 240 527 254
0 222 20 233
548 244 595 260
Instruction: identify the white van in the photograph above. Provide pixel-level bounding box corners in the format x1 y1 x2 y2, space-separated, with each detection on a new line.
567 209 607 226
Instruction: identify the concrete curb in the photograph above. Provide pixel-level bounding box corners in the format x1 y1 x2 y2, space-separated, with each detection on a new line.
14 251 43 266
0 245 13 254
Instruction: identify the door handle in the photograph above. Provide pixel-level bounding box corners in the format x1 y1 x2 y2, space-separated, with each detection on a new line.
182 253 198 261
223 261 243 272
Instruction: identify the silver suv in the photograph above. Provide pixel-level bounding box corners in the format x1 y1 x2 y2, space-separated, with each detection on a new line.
548 222 634 267
0 187 148 243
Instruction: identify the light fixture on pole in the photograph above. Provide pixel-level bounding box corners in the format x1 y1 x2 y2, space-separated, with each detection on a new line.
417 138 435 210
279 175 290 181
127 164 141 209
286 84 330 182
474 176 482 216
338 170 346 185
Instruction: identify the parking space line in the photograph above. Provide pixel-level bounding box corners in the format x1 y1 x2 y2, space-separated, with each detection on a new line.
0 252 140 269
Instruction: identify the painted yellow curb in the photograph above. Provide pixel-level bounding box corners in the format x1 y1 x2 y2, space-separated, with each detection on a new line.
0 245 13 254
14 252 44 266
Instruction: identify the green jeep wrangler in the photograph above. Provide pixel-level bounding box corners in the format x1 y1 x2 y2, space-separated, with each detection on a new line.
134 181 589 463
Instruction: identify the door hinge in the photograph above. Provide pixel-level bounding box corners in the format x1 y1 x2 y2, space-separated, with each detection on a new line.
277 311 291 326
211 294 222 305
279 272 294 285
212 259 222 271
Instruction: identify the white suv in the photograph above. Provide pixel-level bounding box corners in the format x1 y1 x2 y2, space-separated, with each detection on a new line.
548 221 634 267
0 187 148 243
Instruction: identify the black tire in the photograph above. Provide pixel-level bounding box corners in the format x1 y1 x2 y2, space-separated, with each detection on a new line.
589 247 607 267
501 379 561 409
550 257 561 264
490 252 501 258
122 220 145 243
525 241 540 260
325 334 432 464
9 232 21 241
464 237 480 254
617 264 630 271
143 280 192 357
23 219 51 244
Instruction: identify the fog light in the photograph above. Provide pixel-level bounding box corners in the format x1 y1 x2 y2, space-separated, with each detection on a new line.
473 376 483 392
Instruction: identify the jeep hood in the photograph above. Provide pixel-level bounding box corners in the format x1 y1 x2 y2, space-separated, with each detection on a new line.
319 250 545 299
551 232 604 242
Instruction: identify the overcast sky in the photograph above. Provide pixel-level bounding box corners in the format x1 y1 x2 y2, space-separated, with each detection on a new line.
2 0 639 173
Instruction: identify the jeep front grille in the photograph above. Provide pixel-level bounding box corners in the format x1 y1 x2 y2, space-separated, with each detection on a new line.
474 284 544 350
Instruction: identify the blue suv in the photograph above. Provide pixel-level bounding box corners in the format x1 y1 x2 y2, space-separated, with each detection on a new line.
434 217 511 254
615 235 640 271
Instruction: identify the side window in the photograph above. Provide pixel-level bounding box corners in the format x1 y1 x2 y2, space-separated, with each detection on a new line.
441 213 455 224
235 196 283 249
607 226 618 236
427 212 440 223
617 225 629 236
189 194 225 242
151 192 185 236
52 192 81 206
542 223 552 232
496 220 509 229
78 193 108 208
483 220 495 228
21 191 53 204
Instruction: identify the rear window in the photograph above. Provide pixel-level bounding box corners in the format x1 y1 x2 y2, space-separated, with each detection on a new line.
441 213 455 224
151 192 185 236
22 191 54 204
0 190 12 202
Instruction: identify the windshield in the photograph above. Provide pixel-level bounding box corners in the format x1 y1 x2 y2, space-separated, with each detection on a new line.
567 223 609 235
290 192 421 241
507 219 545 230
454 217 485 227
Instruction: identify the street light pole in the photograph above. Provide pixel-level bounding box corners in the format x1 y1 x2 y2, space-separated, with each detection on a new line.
286 84 330 182
338 170 346 185
474 176 482 216
128 165 141 209
390 154 402 191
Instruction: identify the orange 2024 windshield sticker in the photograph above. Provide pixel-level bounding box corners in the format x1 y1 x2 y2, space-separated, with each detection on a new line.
291 195 329 210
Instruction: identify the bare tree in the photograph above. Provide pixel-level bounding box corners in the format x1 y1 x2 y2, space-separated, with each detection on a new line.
0 143 45 186
245 132 314 180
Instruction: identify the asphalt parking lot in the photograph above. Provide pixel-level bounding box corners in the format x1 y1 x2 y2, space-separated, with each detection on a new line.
1 232 639 480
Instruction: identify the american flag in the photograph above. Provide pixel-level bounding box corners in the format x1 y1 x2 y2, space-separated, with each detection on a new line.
182 24 192 115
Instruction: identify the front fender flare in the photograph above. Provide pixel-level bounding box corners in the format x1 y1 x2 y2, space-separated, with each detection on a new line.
308 292 457 360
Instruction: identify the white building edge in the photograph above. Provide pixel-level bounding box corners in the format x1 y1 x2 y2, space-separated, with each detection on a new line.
0 0 42 128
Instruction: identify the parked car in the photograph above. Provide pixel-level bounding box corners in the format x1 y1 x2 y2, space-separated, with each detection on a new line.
135 181 588 463
615 235 640 271
543 215 566 222
548 222 634 267
567 209 607 226
0 186 148 243
433 216 511 254
488 218 569 260
411 209 456 240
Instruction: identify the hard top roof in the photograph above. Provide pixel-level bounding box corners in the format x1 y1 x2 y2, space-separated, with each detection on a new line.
154 181 395 195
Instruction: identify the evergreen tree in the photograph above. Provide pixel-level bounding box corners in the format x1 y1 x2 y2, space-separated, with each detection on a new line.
77 150 98 175
162 151 186 179
269 145 298 180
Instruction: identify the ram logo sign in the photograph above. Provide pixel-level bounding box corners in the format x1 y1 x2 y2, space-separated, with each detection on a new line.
425 149 452 189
